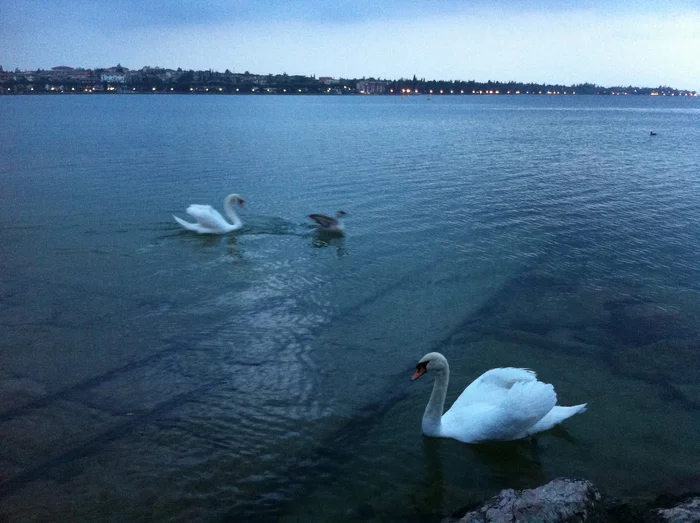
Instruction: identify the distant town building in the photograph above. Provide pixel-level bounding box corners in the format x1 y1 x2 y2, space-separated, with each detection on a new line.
101 73 126 83
67 70 93 82
357 81 388 94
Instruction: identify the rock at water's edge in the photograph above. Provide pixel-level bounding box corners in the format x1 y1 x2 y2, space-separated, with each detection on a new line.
443 478 606 523
655 497 700 523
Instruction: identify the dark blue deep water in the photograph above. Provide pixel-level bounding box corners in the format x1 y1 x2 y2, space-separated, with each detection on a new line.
1 94 699 522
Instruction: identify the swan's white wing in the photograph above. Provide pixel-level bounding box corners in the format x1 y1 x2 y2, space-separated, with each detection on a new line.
186 204 229 230
308 214 338 229
188 204 214 213
442 380 557 442
499 380 557 435
450 367 537 411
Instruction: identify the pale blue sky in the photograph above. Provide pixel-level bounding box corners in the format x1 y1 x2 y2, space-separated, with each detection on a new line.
3 1 699 89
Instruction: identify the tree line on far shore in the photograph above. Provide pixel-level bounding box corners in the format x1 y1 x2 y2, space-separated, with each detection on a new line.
0 65 694 96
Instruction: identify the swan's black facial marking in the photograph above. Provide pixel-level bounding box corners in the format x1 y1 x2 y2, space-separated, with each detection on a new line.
238 199 245 208
411 361 428 381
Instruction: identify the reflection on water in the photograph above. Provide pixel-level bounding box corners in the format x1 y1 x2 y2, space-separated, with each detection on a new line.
186 233 236 248
1 95 700 522
413 437 546 519
311 235 348 257
465 440 544 484
419 437 448 517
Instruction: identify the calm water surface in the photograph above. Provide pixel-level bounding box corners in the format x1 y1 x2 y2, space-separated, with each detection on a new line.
1 94 700 522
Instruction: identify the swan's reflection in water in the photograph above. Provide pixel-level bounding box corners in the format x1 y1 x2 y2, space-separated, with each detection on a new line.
223 235 244 261
194 234 242 257
413 436 446 518
198 234 226 248
413 436 547 518
173 231 245 262
466 439 545 486
311 235 347 258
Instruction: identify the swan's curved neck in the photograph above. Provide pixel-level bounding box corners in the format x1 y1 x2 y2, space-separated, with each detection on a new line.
223 196 242 227
423 367 449 436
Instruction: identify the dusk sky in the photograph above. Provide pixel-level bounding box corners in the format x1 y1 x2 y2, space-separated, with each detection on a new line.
3 1 699 89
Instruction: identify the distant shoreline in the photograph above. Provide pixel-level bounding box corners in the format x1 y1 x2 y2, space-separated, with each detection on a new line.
2 90 698 97
1 65 696 97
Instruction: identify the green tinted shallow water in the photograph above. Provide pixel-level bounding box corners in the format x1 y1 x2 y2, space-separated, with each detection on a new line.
1 94 699 522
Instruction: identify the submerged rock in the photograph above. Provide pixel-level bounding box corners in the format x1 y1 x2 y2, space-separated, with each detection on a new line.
606 301 697 346
444 478 606 523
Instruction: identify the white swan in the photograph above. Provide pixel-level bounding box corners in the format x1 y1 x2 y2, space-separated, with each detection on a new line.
308 211 347 235
411 352 587 443
173 193 245 234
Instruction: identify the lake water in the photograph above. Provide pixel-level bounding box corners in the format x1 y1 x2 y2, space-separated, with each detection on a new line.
1 94 699 522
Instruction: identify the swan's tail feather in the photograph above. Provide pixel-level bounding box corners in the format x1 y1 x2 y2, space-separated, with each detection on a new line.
173 215 198 231
526 403 587 435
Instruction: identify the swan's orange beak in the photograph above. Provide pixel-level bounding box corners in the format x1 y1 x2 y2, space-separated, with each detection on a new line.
411 367 426 381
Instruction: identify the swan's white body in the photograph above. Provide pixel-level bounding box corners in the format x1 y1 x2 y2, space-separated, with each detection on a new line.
412 352 586 443
174 193 244 234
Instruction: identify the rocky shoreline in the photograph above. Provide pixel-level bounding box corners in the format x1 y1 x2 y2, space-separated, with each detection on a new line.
442 478 700 523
